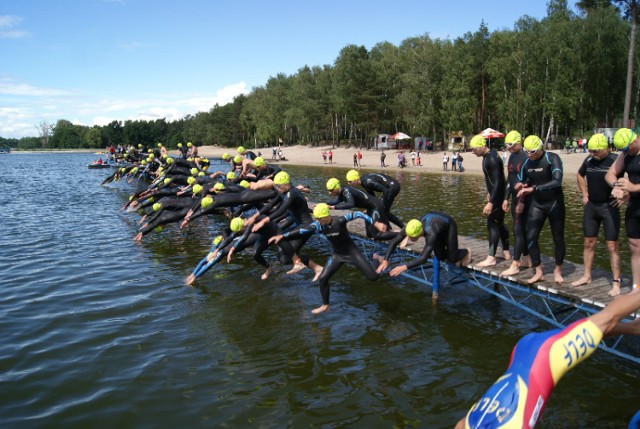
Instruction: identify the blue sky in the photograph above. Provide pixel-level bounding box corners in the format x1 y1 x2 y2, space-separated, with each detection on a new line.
0 0 578 139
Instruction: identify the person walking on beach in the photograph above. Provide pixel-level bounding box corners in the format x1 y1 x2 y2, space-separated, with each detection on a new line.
572 133 622 296
469 134 510 268
456 290 640 429
606 128 640 294
516 135 566 284
500 131 532 276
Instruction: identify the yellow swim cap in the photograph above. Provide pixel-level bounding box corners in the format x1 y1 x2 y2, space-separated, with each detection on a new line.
273 171 290 185
187 142 193 147
230 217 244 232
165 157 174 164
192 184 203 194
187 176 196 185
237 146 245 154
326 178 341 191
469 134 487 148
213 182 225 192
201 196 213 208
405 219 423 238
523 135 543 151
130 167 138 174
213 235 223 245
239 180 250 188
613 128 637 150
222 153 230 160
504 130 522 145
346 170 360 182
588 133 608 151
313 203 330 219
254 157 265 167
226 171 236 180
152 202 162 212
233 155 242 164
163 178 172 185
198 171 205 176
177 143 182 147
190 168 198 175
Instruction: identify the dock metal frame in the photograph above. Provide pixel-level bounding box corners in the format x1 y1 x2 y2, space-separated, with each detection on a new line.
352 235 640 365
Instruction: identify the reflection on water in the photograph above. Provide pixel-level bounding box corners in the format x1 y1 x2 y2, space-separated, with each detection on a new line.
0 153 637 428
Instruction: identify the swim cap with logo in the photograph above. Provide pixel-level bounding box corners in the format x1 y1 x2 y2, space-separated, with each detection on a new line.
313 203 330 218
523 135 543 151
254 157 265 167
346 170 360 182
230 217 244 232
201 196 213 208
273 171 290 185
237 146 245 154
504 130 522 145
469 135 487 148
326 178 341 191
588 133 608 150
613 128 637 150
405 219 423 238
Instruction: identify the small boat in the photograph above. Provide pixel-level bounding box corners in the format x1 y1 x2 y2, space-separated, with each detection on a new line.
87 161 111 169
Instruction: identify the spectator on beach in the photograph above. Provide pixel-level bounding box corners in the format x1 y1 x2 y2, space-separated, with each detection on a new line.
416 151 421 166
442 153 449 171
457 153 464 172
357 150 363 167
353 152 358 168
606 128 640 294
410 150 416 166
572 134 622 295
328 150 333 164
380 151 387 167
452 152 458 171
322 151 327 164
272 147 277 160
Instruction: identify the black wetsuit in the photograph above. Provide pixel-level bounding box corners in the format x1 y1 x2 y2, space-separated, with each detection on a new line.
139 196 195 235
578 153 620 241
255 164 281 181
229 215 293 268
620 153 640 238
328 186 392 239
188 189 278 222
383 211 467 267
518 151 565 267
504 149 530 260
283 212 379 306
481 148 509 257
359 173 404 228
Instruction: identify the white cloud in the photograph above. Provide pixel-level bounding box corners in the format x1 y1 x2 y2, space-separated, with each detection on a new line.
0 15 30 38
0 15 22 28
0 79 70 97
117 41 155 51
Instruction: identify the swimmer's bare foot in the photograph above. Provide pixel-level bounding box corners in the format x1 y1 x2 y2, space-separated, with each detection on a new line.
519 255 532 269
629 286 640 295
457 248 472 267
286 261 306 275
311 304 330 314
475 256 497 268
571 276 591 287
502 250 512 261
608 279 621 297
527 267 544 284
134 233 143 242
185 274 196 286
554 266 564 284
310 262 323 282
261 266 272 280
500 261 521 277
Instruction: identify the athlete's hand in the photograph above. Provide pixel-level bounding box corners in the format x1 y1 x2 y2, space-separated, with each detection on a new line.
376 259 389 274
268 235 283 244
582 194 589 205
227 248 235 263
252 218 267 232
513 182 524 191
482 202 493 216
515 201 525 215
374 221 387 232
501 200 509 212
389 265 408 277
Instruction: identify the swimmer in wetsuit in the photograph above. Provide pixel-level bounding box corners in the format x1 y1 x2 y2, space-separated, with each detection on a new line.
268 203 387 315
469 135 510 268
572 133 622 295
456 290 640 429
500 131 533 276
516 135 566 284
375 211 472 276
346 169 405 228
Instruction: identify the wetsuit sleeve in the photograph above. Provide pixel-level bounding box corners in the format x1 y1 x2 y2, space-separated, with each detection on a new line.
344 211 374 224
485 154 504 202
362 177 386 196
232 225 253 248
404 242 434 270
217 231 239 250
264 190 297 223
257 192 283 216
383 230 406 261
577 157 588 177
332 188 356 209
282 222 319 240
535 153 563 192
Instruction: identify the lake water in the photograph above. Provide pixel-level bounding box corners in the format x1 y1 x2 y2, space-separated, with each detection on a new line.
1 152 638 428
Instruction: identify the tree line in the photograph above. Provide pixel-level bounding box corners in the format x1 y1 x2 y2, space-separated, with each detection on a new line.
2 0 638 151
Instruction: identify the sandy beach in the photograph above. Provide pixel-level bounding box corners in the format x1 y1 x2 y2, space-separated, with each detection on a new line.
194 144 592 182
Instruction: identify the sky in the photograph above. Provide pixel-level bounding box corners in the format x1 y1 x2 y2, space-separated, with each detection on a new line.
0 0 579 139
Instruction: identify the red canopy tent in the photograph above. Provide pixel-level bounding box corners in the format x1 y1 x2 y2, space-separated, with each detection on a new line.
480 128 505 139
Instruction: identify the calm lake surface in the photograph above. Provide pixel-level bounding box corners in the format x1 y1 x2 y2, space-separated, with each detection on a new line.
1 152 638 428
